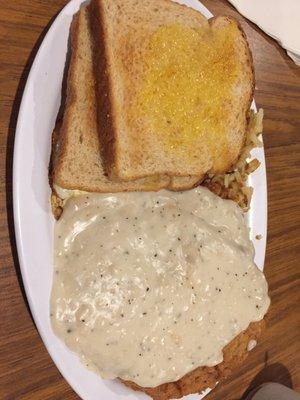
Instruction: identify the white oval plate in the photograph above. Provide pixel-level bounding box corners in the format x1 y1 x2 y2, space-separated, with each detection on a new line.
13 0 267 399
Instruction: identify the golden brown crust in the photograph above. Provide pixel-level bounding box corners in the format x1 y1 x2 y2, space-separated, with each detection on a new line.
51 192 63 220
51 13 80 187
88 0 116 178
122 320 264 400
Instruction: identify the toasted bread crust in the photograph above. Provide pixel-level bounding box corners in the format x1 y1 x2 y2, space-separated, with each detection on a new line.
88 0 116 179
51 12 79 187
122 320 264 400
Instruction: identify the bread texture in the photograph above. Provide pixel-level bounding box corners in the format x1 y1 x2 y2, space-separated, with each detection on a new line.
51 8 170 193
122 320 264 400
89 0 254 181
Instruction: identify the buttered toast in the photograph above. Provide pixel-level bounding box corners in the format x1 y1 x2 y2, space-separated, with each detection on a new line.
51 7 204 198
51 8 171 195
89 0 254 182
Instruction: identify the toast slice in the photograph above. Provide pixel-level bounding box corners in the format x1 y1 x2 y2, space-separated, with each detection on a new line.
51 7 202 195
89 0 254 181
51 8 171 195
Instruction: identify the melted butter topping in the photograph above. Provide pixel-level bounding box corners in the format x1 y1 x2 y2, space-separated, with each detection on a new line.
51 187 269 387
137 24 239 151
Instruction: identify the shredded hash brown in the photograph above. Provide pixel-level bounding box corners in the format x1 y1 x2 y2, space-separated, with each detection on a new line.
204 109 264 211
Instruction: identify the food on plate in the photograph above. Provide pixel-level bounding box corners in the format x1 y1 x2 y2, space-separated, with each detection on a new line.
203 109 264 211
49 1 270 399
89 0 254 182
51 187 269 399
50 8 202 207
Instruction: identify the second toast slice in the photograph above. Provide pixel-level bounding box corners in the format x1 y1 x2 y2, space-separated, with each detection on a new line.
52 8 170 195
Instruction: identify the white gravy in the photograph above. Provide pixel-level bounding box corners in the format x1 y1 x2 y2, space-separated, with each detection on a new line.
51 187 270 387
